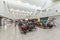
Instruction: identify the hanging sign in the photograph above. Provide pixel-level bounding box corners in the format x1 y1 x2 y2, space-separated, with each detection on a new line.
40 17 49 23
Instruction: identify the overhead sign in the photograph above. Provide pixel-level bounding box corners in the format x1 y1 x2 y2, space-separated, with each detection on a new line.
40 17 49 23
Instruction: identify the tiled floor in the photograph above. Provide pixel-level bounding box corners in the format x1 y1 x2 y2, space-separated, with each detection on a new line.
0 23 60 40
0 16 60 40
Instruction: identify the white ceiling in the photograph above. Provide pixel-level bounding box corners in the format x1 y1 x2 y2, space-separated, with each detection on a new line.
20 0 52 8
3 0 60 19
6 0 52 9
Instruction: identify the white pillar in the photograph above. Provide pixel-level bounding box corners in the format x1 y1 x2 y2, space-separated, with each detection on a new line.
1 18 6 31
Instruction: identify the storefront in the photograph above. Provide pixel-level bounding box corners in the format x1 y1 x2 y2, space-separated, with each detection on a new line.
40 17 49 23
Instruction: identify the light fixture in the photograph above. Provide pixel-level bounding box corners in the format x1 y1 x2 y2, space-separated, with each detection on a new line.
32 5 37 9
26 11 30 13
25 19 28 20
26 3 30 6
37 7 41 9
16 9 20 12
12 11 15 14
10 8 14 11
30 12 32 13
16 0 21 3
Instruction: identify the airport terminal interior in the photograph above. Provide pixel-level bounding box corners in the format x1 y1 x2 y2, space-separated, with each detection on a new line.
0 0 60 40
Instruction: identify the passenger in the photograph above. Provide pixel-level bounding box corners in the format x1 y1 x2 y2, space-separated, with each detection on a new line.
26 23 29 30
42 23 47 29
21 24 27 34
28 25 33 31
18 22 23 27
47 20 54 29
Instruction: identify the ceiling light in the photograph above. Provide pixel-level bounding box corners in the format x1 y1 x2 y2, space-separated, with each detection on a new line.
22 10 25 12
26 11 30 13
26 3 30 6
32 5 37 9
10 8 14 11
12 11 15 14
16 9 20 12
16 1 21 3
30 12 32 13
37 7 41 9
25 19 28 20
